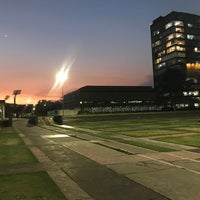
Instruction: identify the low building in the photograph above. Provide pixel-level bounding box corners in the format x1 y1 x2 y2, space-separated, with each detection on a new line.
63 86 161 114
0 100 5 119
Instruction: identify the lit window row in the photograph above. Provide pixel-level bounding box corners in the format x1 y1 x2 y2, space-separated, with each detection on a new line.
155 50 186 64
166 40 185 48
167 33 184 40
165 20 184 29
155 52 185 64
183 91 199 96
186 63 200 69
167 46 185 54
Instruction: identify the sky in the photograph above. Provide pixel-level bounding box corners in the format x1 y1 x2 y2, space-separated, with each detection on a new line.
1 0 200 104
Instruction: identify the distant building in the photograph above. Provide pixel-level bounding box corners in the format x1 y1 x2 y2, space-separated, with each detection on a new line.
0 100 5 119
151 11 200 109
63 86 161 113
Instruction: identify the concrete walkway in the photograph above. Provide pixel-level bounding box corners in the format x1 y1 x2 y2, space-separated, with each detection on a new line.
13 119 169 200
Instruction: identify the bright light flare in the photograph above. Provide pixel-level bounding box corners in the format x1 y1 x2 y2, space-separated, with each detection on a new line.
47 57 75 98
55 65 70 87
26 98 32 104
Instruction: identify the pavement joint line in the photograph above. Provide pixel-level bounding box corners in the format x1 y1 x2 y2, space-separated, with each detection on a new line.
139 154 200 175
91 140 134 155
53 123 195 151
14 124 93 200
165 152 200 163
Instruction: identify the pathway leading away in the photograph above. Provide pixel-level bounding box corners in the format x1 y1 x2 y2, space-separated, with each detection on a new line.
12 119 200 200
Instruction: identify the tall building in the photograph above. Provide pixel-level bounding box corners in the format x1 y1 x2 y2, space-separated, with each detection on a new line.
151 11 200 108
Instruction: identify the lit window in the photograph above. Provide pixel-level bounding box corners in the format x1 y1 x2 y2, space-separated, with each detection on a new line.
158 62 166 68
154 40 161 46
194 103 199 107
167 46 176 53
167 34 174 40
187 23 193 28
187 34 195 40
166 41 172 48
176 46 185 51
165 22 173 29
158 50 166 57
175 40 185 45
155 58 161 64
174 21 184 26
194 47 200 53
175 33 184 38
153 30 160 36
186 63 200 69
175 27 184 32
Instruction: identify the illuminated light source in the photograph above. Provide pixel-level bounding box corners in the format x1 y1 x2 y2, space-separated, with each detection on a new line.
53 61 73 116
55 66 70 87
26 98 32 104
186 63 200 70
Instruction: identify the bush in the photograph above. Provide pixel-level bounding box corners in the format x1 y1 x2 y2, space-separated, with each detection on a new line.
27 116 38 126
0 119 12 127
53 116 63 125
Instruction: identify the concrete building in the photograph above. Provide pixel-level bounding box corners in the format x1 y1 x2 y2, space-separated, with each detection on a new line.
151 11 200 108
63 86 161 114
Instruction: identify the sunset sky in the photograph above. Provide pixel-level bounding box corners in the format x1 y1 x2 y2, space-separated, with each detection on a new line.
1 0 200 104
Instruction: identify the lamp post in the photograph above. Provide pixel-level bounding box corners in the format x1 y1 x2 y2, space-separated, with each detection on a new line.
12 90 21 118
13 90 21 105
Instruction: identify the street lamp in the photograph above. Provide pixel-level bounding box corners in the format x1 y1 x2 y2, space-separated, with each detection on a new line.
13 90 21 105
12 89 21 118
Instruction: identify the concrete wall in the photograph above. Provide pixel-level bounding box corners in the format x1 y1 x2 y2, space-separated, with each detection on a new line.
48 108 80 116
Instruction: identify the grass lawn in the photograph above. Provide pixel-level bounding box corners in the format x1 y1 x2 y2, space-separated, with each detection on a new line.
0 127 37 165
63 111 200 150
0 127 66 199
64 111 200 138
92 133 175 152
155 135 200 148
0 171 66 200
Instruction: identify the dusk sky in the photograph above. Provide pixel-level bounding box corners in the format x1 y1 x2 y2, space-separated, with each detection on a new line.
1 0 200 104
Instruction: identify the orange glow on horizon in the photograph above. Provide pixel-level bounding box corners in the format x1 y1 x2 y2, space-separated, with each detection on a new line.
2 94 60 105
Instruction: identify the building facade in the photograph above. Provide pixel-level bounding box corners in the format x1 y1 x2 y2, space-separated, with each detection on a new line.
63 86 160 113
151 11 200 109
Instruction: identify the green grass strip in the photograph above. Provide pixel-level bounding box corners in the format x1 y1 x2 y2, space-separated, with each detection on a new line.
0 127 37 165
155 134 200 148
0 171 66 199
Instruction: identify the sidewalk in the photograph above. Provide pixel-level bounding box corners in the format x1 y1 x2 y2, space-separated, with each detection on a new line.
13 119 169 200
